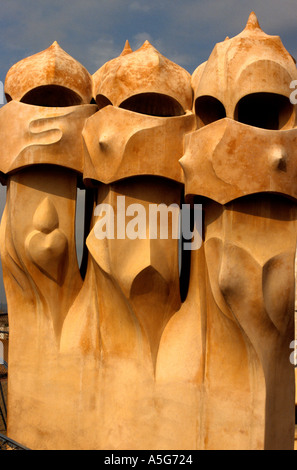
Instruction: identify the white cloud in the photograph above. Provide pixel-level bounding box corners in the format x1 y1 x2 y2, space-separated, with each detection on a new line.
129 2 151 13
1 0 297 77
87 37 121 73
130 33 195 69
132 32 155 49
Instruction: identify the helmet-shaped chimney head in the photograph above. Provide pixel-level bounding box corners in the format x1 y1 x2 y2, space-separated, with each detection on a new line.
93 41 193 116
192 12 297 130
5 42 93 106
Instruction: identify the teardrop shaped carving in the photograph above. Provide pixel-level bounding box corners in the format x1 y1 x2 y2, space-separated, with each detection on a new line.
33 197 59 234
25 198 68 283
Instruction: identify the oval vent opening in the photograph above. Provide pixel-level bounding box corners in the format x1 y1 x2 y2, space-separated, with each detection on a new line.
21 85 83 107
95 94 112 110
195 96 226 128
5 93 12 103
119 93 185 117
235 93 294 130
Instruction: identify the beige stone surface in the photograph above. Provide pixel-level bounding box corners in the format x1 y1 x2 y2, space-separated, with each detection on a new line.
83 106 195 184
181 12 297 450
0 101 97 175
5 42 93 105
192 12 297 125
181 119 297 204
93 40 193 113
0 12 296 451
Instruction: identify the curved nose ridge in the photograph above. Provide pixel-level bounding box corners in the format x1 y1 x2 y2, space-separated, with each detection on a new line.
99 134 110 151
269 146 288 172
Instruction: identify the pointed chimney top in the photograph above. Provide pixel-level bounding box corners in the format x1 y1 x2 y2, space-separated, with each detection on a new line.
5 42 93 104
93 39 192 112
140 40 153 50
245 12 262 31
121 40 133 56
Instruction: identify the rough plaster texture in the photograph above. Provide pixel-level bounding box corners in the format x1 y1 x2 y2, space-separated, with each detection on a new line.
0 12 296 450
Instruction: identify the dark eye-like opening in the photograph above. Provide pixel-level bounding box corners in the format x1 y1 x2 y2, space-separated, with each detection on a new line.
195 96 226 127
119 93 185 117
5 93 12 103
95 94 112 110
235 93 294 130
179 192 192 303
20 85 82 107
76 187 95 280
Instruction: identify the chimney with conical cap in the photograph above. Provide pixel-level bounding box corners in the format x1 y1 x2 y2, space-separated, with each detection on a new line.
92 40 193 114
192 11 297 123
5 42 93 106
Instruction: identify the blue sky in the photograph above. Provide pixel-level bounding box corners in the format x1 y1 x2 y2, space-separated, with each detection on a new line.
1 0 297 80
0 0 297 304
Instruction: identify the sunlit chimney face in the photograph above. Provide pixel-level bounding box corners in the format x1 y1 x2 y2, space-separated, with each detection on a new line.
4 41 93 106
92 40 193 116
192 12 297 130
